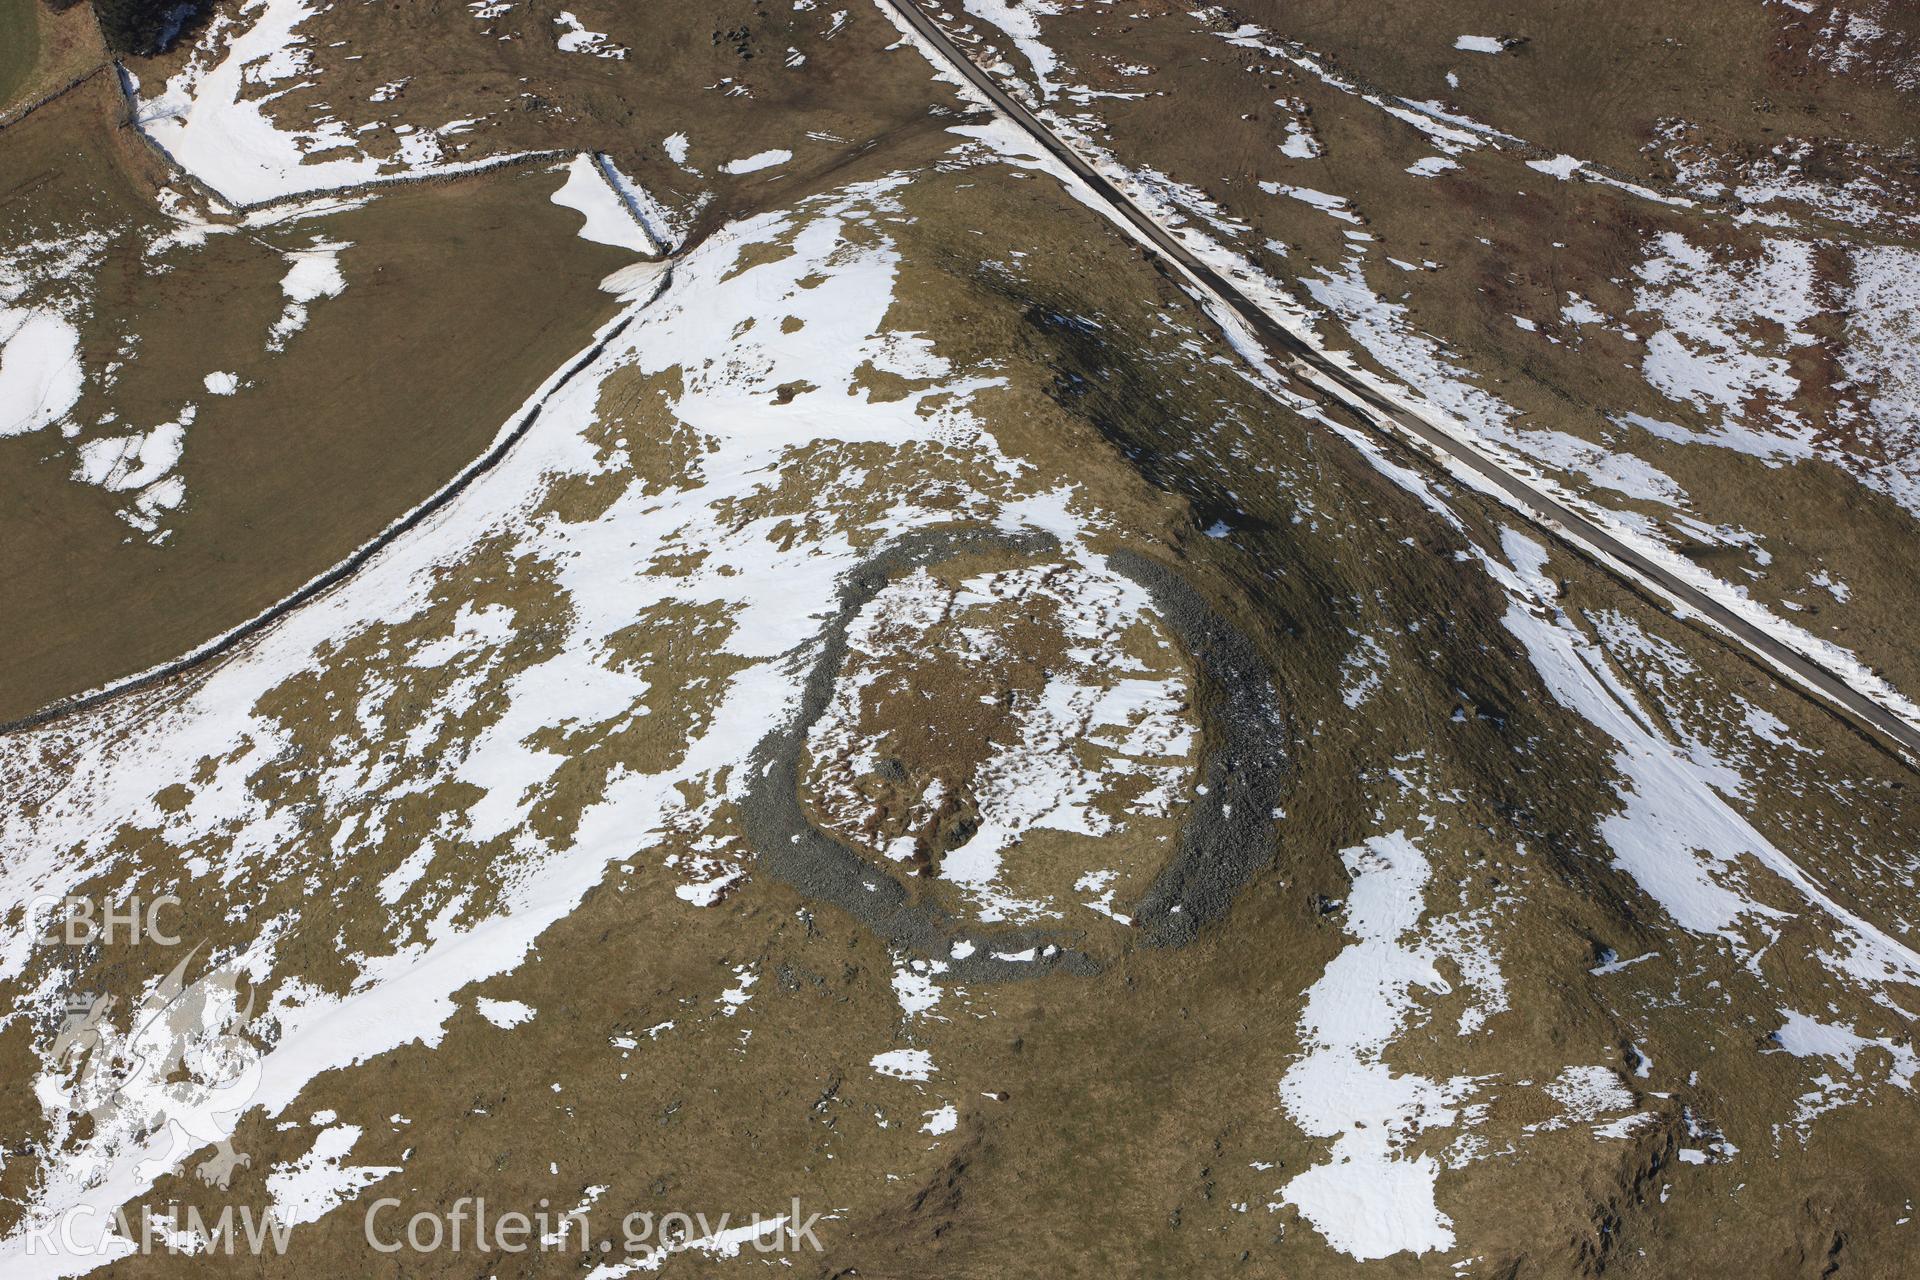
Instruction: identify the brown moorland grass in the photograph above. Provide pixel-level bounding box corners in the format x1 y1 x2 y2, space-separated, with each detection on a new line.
0 78 638 720
0 0 105 122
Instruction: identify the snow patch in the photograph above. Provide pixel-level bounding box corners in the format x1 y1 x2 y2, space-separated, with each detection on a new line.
549 155 656 254
871 1049 935 1081
0 307 83 438
1277 832 1464 1261
720 149 793 175
475 998 535 1028
265 1124 400 1228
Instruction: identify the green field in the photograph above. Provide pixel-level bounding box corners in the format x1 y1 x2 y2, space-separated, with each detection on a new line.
0 0 38 111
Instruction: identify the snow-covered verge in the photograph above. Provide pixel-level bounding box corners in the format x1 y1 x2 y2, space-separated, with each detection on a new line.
893 5 1920 746
1287 225 1920 740
1184 15 1920 533
1484 529 1920 992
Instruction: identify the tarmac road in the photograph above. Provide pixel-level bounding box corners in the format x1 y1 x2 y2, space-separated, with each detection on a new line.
876 0 1920 770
